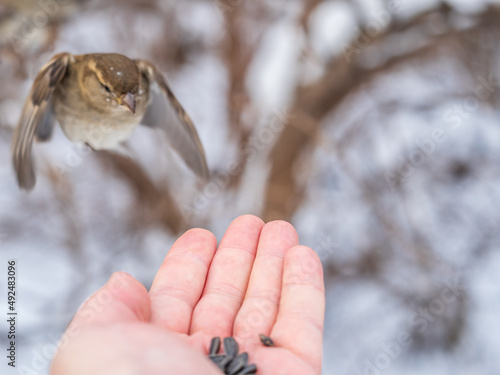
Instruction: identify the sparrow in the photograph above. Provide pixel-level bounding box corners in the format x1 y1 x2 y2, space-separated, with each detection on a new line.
11 52 209 190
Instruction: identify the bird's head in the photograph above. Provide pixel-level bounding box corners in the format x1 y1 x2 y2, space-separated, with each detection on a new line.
82 53 143 114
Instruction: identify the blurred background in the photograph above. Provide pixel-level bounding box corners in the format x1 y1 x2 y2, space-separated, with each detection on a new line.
1 0 500 374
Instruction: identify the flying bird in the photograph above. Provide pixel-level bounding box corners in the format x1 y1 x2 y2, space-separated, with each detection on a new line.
11 52 208 190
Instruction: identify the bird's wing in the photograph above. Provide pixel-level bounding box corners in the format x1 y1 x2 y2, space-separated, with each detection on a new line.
11 52 71 190
135 60 209 181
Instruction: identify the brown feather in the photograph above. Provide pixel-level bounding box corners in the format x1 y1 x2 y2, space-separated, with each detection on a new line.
11 53 71 190
136 59 209 180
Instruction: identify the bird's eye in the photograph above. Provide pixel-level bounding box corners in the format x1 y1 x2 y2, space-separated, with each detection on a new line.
100 83 111 93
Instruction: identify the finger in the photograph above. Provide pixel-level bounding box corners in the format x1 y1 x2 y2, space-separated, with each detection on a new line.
272 246 325 373
149 228 217 333
233 220 299 342
190 215 264 337
68 272 150 330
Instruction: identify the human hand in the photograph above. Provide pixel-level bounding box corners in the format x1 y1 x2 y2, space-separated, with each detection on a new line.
51 215 325 375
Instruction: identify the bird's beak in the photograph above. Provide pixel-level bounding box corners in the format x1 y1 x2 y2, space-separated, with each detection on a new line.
120 92 136 114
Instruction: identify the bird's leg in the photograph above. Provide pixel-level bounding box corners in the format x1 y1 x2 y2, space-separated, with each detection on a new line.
85 142 96 151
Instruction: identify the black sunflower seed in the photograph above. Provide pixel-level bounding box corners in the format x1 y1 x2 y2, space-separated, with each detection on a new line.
223 337 239 358
210 337 221 355
226 352 248 375
209 354 231 371
207 336 257 374
238 364 257 374
259 334 274 347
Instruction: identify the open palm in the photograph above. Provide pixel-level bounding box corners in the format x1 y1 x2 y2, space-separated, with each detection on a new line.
51 215 325 375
